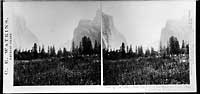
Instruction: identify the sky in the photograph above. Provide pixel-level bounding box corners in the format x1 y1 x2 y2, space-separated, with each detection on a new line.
9 1 100 51
102 1 195 51
5 1 195 51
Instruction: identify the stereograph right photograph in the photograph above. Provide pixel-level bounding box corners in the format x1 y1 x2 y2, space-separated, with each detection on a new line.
102 1 195 85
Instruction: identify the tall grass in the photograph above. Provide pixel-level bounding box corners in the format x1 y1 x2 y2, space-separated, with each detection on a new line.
103 56 189 85
14 57 101 85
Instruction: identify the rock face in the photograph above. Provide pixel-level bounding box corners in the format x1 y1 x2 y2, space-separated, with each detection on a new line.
12 15 39 50
72 10 101 48
160 17 194 48
102 11 127 49
72 10 126 50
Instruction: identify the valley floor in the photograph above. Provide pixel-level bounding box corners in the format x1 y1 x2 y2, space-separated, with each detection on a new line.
103 56 189 85
14 56 101 85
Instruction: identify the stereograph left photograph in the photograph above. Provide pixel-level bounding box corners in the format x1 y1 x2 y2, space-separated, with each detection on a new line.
7 1 101 85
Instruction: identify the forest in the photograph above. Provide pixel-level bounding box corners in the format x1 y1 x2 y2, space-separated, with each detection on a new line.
14 36 101 85
103 36 190 85
14 36 100 60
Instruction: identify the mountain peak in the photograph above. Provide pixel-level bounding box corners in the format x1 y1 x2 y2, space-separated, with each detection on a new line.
102 11 127 49
72 10 127 50
12 14 39 50
72 10 101 49
160 17 194 48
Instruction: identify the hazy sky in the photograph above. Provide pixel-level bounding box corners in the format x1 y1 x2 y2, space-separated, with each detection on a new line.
102 1 195 51
10 1 100 50
6 1 195 51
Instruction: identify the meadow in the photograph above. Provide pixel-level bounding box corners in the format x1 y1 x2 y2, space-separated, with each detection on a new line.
14 56 101 85
103 55 189 85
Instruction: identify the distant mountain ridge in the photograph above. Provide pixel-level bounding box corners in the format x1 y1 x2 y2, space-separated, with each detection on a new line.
102 11 127 49
13 14 39 50
72 10 127 50
72 10 101 49
160 16 194 48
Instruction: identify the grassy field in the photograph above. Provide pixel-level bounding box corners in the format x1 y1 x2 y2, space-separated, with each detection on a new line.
103 56 189 85
14 56 101 85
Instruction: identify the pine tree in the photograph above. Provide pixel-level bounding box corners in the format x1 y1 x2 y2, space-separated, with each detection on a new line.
72 41 75 53
159 42 163 54
150 47 155 56
14 49 18 60
186 44 189 54
79 41 83 55
138 46 144 57
57 48 63 57
39 45 41 54
32 43 38 59
41 45 45 58
169 36 180 56
145 48 150 57
98 42 101 55
128 45 133 55
94 40 98 54
166 41 170 56
47 46 50 57
63 48 67 57
181 40 185 54
52 46 56 57
126 46 129 53
135 46 138 56
81 36 93 55
120 42 126 58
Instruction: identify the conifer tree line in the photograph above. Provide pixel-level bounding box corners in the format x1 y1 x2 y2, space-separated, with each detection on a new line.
14 36 100 60
71 36 101 56
14 35 188 60
160 36 189 58
103 36 189 59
